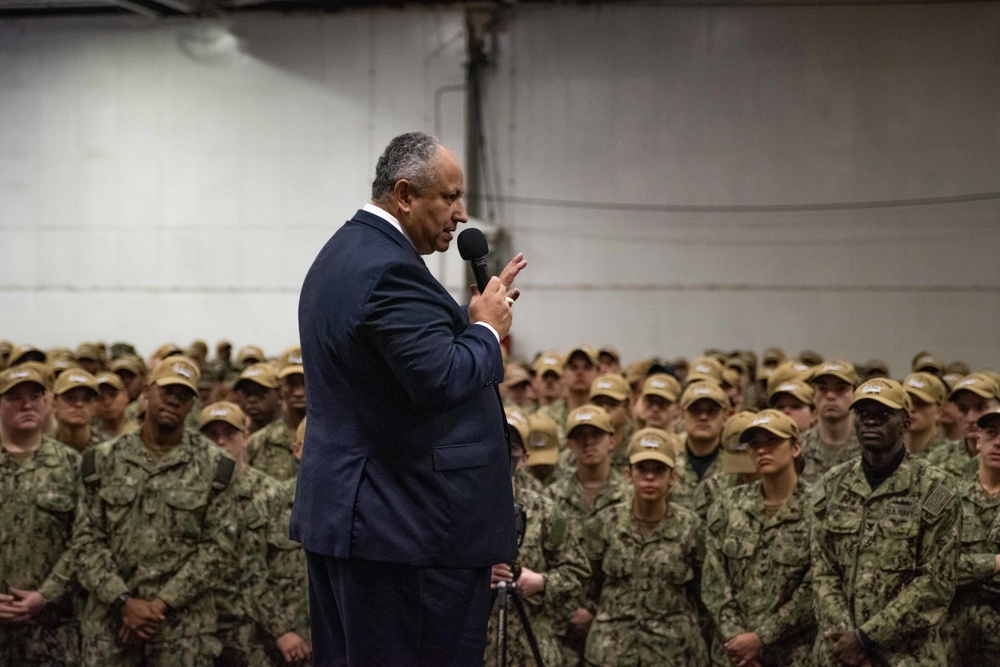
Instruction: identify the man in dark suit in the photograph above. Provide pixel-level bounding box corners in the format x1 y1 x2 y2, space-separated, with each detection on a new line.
293 132 527 666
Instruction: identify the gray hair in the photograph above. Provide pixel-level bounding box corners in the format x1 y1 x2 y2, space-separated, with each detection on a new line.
371 132 442 203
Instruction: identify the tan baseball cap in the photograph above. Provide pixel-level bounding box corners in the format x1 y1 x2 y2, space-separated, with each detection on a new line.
686 356 725 384
199 401 248 431
912 352 944 374
798 350 824 366
680 381 729 411
589 374 629 402
502 364 532 388
739 409 800 443
49 358 80 377
566 405 614 437
862 359 889 377
976 407 1000 430
152 343 184 361
111 355 146 376
505 409 531 445
53 369 99 397
624 359 654 387
234 363 279 391
762 347 786 365
941 372 965 393
721 368 742 390
810 360 859 387
96 371 125 392
279 345 303 369
564 345 599 368
74 343 102 362
641 373 681 403
851 378 912 412
532 352 564 378
237 345 266 365
9 344 46 366
765 360 813 395
768 380 815 407
726 357 749 376
525 414 559 466
149 356 201 394
0 364 49 395
903 372 947 405
627 427 677 467
945 361 971 376
948 372 1000 401
279 364 304 380
721 411 759 473
598 346 620 364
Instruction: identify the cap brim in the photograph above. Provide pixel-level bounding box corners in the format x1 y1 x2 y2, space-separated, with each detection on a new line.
977 411 1000 429
641 389 678 403
234 378 278 390
526 450 559 466
154 377 198 394
1 377 47 394
850 395 906 411
905 388 939 405
278 365 304 379
591 391 628 402
948 386 995 401
628 452 674 467
739 424 796 443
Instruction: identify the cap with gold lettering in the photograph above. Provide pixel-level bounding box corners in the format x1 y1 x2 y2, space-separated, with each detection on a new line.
234 363 279 391
96 371 125 392
564 345 599 368
526 414 559 466
505 409 530 445
721 411 759 473
851 378 911 412
566 405 614 437
948 372 1000 402
199 401 248 431
809 360 859 387
53 369 99 397
0 364 49 395
680 381 729 411
237 345 266 366
903 372 947 405
627 427 677 467
739 409 800 443
149 356 201 394
911 352 944 374
589 374 629 402
768 380 815 407
641 373 681 403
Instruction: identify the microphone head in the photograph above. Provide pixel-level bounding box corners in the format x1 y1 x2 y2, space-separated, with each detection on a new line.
457 228 489 261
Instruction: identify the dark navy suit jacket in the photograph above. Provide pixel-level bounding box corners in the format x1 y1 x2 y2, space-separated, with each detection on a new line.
291 209 517 568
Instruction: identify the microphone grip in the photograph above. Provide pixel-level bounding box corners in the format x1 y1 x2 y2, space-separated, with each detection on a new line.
471 257 489 294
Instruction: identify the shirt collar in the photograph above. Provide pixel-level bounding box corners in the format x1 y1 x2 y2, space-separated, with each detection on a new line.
363 203 415 250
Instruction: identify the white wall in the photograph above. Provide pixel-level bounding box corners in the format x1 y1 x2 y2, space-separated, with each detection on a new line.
0 11 469 359
480 3 1000 373
1 4 998 374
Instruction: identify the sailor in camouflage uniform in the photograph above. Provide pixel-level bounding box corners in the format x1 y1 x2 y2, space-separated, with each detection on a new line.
927 373 1000 478
583 428 708 666
672 382 729 510
537 346 599 436
51 369 105 453
801 360 861 484
546 405 630 662
72 357 240 666
811 378 961 667
0 364 83 666
902 372 958 460
246 354 305 482
487 417 591 667
254 417 311 666
943 406 1000 666
703 410 815 667
588 373 635 471
199 401 309 667
691 410 759 522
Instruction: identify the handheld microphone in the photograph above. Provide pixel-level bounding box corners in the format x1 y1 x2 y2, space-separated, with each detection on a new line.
457 228 490 293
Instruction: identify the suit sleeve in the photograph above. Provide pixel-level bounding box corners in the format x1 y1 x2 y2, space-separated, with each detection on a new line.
362 260 502 407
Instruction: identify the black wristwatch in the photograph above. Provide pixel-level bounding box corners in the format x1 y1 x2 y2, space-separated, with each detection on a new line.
111 592 131 614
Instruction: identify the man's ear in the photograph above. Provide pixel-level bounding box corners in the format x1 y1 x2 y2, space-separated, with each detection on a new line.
393 179 414 216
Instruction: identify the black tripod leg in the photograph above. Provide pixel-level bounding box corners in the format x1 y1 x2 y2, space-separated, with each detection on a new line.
509 587 545 667
496 583 508 667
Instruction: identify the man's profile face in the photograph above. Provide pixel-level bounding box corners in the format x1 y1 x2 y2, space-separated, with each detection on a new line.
401 149 468 255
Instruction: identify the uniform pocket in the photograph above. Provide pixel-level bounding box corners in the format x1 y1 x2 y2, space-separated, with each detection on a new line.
36 490 75 514
877 521 918 571
162 489 209 539
432 442 488 471
99 485 136 524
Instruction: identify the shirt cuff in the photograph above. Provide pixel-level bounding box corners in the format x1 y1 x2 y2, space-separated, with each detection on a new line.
474 321 500 343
